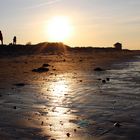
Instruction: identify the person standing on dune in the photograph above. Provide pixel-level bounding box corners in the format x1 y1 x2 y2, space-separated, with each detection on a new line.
0 30 3 45
13 36 17 45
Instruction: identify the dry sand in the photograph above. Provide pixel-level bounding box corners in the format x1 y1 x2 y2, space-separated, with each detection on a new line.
0 51 139 140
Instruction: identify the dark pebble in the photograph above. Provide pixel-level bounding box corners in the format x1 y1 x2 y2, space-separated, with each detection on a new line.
32 67 49 73
97 78 102 81
13 106 16 109
14 83 26 87
106 78 110 81
94 67 104 71
66 133 70 137
114 122 121 127
102 80 106 84
42 63 50 67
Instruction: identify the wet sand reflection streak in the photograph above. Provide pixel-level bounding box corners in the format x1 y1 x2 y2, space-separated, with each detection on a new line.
41 74 77 139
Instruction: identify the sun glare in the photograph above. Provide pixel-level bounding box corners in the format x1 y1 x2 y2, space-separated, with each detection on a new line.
46 16 73 42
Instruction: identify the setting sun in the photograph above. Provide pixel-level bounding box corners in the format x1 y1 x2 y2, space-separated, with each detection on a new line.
46 16 73 42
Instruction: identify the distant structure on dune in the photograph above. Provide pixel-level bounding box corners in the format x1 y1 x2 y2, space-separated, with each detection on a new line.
114 42 122 50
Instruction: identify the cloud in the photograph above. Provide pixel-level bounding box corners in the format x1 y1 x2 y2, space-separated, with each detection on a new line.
26 0 61 9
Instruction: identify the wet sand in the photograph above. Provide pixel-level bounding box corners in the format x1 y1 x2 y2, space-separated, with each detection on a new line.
0 51 140 140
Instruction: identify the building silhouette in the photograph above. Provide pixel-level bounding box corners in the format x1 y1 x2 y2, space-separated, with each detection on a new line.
114 42 122 50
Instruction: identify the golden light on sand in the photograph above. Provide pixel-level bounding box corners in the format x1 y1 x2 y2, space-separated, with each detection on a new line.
46 16 73 42
51 79 69 97
53 83 67 95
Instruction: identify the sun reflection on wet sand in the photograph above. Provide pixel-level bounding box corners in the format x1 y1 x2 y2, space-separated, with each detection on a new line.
40 74 80 139
50 78 68 96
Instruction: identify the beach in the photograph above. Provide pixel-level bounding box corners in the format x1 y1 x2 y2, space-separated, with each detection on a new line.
0 50 140 140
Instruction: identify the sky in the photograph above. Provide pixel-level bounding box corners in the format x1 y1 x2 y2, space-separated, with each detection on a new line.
0 0 140 49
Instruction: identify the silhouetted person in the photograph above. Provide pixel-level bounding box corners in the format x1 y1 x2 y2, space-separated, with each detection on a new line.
0 30 3 45
13 36 17 45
